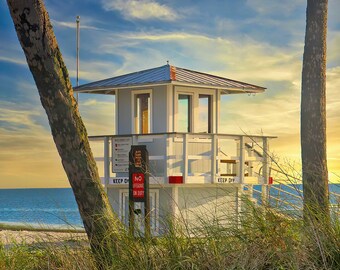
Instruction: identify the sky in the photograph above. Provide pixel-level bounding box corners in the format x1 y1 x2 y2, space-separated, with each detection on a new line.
0 0 339 188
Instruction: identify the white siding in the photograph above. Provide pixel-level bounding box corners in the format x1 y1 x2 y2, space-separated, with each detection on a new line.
152 85 168 133
117 89 132 134
177 186 238 232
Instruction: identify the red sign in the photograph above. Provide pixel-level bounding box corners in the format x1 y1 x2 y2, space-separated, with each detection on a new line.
132 173 145 199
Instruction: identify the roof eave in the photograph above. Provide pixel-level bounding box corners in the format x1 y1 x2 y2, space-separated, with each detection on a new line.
73 80 172 94
171 81 266 93
74 80 265 94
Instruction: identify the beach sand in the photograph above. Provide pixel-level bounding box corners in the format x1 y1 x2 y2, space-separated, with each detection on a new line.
0 229 87 246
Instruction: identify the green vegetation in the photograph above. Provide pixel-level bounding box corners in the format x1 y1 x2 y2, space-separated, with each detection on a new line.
0 200 339 270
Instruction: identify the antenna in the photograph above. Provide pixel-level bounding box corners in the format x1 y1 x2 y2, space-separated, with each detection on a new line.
76 16 80 101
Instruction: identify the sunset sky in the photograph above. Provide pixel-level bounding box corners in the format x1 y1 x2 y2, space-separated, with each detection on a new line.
0 0 339 188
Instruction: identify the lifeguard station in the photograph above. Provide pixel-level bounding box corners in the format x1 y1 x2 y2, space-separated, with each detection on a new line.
75 64 275 235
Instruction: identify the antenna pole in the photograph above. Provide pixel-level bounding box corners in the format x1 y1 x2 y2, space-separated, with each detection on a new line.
76 16 80 101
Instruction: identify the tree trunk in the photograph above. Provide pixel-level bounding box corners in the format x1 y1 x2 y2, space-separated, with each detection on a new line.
301 0 329 221
7 0 124 267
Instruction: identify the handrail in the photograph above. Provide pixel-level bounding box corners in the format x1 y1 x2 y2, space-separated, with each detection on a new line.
269 197 301 209
270 167 302 183
330 191 340 198
269 185 302 200
252 187 302 207
245 143 263 158
275 182 303 193
252 181 339 217
89 132 277 140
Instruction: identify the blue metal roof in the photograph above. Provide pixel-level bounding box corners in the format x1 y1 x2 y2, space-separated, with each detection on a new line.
74 65 265 93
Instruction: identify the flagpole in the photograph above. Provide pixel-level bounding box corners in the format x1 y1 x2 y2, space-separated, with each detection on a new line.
76 15 80 102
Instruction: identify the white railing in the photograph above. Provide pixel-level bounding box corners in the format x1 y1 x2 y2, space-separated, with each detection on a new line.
89 132 275 187
248 180 340 218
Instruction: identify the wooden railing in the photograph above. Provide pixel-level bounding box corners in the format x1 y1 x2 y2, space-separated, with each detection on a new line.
88 132 276 187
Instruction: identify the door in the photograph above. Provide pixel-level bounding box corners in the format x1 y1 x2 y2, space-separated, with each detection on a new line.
120 189 159 235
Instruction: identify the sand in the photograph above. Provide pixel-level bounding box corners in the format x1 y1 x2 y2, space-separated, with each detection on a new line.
0 229 87 246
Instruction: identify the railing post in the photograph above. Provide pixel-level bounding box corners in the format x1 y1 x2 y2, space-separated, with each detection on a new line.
104 137 110 191
239 136 245 184
183 133 188 183
235 186 243 227
172 185 179 218
247 146 253 177
164 134 170 182
211 134 217 183
261 137 269 205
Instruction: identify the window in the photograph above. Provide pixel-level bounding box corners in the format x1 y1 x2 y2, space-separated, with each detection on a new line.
198 95 212 133
178 94 192 132
135 93 150 134
175 91 214 133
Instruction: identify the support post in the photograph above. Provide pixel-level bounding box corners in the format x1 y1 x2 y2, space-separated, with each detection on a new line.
239 136 245 184
164 134 169 181
211 134 217 183
172 186 179 218
248 146 253 177
235 186 243 227
183 134 188 183
261 137 269 205
103 137 110 191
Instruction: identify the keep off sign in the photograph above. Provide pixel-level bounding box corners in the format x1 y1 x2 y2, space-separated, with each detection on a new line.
132 173 145 199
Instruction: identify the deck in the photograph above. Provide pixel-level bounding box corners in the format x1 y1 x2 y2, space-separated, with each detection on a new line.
89 132 276 187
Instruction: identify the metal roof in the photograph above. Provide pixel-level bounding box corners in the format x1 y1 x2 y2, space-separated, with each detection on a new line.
74 65 266 93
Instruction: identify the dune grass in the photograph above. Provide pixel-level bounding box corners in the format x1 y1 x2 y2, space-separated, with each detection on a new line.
0 197 339 270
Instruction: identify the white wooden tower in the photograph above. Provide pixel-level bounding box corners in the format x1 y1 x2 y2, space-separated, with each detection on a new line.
75 64 275 235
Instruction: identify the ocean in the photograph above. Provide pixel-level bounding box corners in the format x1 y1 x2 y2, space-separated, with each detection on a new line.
0 188 83 229
252 183 339 216
0 185 338 228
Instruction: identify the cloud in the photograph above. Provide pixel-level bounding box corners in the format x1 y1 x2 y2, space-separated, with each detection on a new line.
78 96 115 135
0 101 68 188
0 107 40 129
327 30 340 65
51 19 103 31
3 0 340 187
245 0 305 16
101 0 178 21
219 81 301 137
66 57 119 82
94 30 303 84
0 55 27 66
0 91 116 188
0 44 27 66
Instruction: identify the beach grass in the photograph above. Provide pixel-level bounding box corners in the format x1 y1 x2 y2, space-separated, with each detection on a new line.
0 199 339 270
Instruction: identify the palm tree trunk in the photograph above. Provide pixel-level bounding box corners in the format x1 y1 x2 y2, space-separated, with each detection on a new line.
301 0 329 222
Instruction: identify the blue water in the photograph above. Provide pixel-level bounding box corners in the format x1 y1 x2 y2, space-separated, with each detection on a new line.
0 185 338 228
251 184 340 216
0 188 83 228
